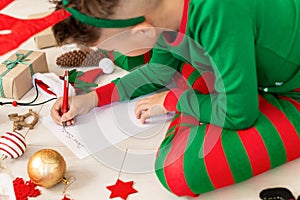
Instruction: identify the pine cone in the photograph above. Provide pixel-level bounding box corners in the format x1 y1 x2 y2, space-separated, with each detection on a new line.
81 49 107 66
56 49 107 67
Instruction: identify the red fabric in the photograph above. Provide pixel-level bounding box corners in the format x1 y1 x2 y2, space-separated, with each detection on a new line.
238 128 271 176
180 64 216 94
259 95 300 161
77 68 103 83
178 115 200 126
0 0 14 10
192 72 216 94
164 127 197 197
279 96 300 112
95 82 120 106
173 64 216 112
143 51 151 64
75 68 104 93
106 179 137 200
181 63 195 80
109 51 114 61
203 125 235 189
163 88 185 112
279 88 300 111
0 9 71 55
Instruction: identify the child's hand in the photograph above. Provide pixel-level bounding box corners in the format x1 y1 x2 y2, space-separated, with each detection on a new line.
50 91 98 126
135 91 169 124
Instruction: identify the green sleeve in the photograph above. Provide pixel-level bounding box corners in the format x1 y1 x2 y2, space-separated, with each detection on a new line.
96 49 149 71
113 51 149 71
112 37 181 101
177 1 259 129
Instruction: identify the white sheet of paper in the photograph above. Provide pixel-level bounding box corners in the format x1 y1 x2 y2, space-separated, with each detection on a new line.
43 98 173 159
42 117 90 159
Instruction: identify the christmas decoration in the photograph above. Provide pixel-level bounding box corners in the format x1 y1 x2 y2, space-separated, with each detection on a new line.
0 130 28 199
99 58 115 74
74 58 114 93
0 50 49 99
60 64 114 93
8 109 39 131
60 177 76 200
0 131 26 159
259 187 300 200
61 194 72 200
13 177 41 200
27 149 66 188
106 179 138 200
0 1 70 56
33 66 108 97
56 49 107 67
66 69 101 93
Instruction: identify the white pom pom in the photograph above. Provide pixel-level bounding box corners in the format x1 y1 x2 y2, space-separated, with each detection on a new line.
99 58 115 74
0 131 26 159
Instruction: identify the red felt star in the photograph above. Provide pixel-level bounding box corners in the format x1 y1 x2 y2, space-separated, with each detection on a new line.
13 177 41 200
106 179 138 200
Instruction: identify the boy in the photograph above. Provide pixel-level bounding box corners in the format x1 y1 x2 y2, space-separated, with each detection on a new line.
50 0 300 196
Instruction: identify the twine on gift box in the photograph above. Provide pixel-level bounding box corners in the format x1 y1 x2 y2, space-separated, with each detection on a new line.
0 51 34 98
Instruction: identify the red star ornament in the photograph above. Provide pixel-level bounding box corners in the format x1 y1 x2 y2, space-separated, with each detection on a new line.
106 179 138 200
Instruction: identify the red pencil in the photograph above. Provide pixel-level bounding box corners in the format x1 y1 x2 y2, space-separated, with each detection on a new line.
62 70 69 125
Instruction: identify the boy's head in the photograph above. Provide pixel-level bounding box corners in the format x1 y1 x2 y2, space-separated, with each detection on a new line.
51 0 162 56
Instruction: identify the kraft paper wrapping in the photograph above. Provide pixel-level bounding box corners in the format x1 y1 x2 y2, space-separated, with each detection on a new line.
29 12 58 49
0 50 49 99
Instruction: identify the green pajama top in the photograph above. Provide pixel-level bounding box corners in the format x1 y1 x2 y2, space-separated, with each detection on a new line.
111 51 152 71
111 0 300 129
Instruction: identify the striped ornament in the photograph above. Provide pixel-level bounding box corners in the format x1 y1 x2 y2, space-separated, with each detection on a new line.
0 131 26 159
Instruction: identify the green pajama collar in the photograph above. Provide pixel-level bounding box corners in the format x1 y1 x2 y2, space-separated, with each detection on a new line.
62 0 145 28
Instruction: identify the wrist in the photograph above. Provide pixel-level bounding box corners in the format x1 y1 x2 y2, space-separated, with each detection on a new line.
88 91 98 108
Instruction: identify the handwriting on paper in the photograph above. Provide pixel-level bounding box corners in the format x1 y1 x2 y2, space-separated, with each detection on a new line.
42 116 90 159
62 126 85 149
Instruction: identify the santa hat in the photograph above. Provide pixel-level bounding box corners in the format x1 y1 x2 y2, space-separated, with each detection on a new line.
32 57 115 99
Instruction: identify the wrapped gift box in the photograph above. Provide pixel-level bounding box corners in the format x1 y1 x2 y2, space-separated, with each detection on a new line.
34 28 57 49
29 12 58 49
0 50 49 99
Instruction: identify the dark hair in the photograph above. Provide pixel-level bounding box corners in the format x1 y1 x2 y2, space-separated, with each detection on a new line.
50 0 120 46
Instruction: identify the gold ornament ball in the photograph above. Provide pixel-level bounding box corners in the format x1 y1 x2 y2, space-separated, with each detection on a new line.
27 149 67 188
